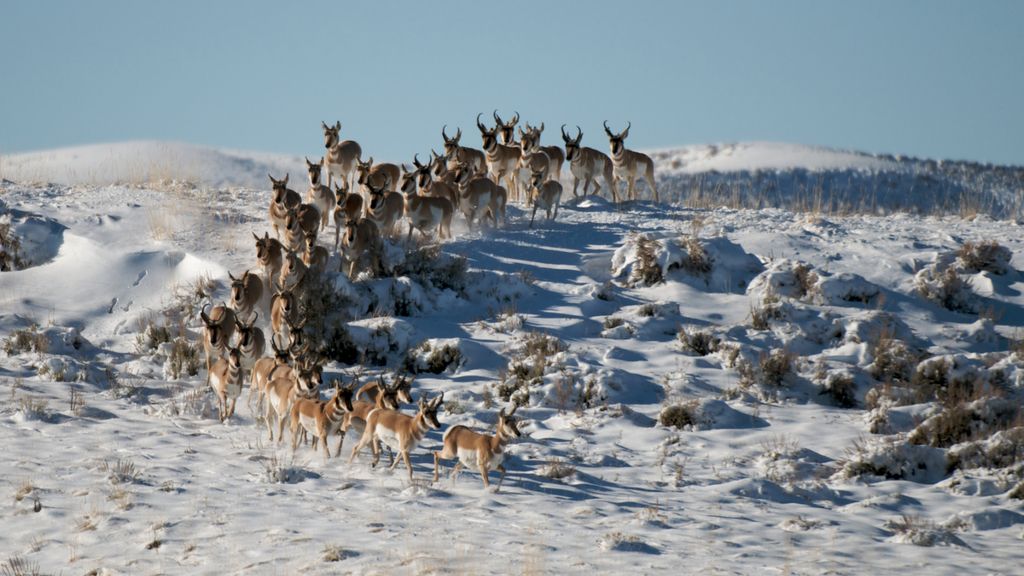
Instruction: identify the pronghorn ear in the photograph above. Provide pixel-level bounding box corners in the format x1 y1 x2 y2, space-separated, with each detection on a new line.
228 271 237 281
252 232 260 241
305 157 312 167
263 231 270 240
499 407 506 418
508 403 518 416
321 121 328 130
268 173 276 183
334 121 341 131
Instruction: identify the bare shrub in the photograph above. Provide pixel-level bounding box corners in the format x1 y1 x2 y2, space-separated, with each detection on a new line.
0 221 29 271
792 263 818 299
68 387 85 416
134 318 171 354
760 348 795 387
957 240 1012 274
749 292 784 331
392 244 469 294
678 327 720 356
659 400 700 429
496 332 567 408
909 397 1020 448
0 556 42 576
404 340 462 374
165 336 201 380
870 334 917 383
915 265 976 313
541 458 576 480
821 372 857 408
3 324 48 356
678 236 712 276
106 458 141 485
628 234 663 287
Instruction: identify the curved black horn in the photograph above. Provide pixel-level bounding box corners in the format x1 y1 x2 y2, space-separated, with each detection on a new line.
441 124 450 141
476 113 487 131
493 109 502 125
511 111 520 125
603 120 614 138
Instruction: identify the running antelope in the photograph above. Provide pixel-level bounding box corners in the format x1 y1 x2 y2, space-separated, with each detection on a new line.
265 361 320 442
269 288 299 344
399 163 453 241
200 303 236 385
348 393 445 482
413 153 459 210
364 179 405 238
278 250 307 292
289 382 355 461
249 333 295 410
441 126 487 176
268 174 302 240
233 312 266 375
302 230 330 273
604 121 659 202
228 270 263 321
321 121 362 189
354 373 415 405
209 347 244 423
332 181 363 250
253 232 284 293
517 134 550 203
452 161 500 230
528 166 563 228
340 217 382 279
433 405 523 490
561 125 616 201
341 376 404 457
305 157 336 230
356 157 401 193
477 114 521 200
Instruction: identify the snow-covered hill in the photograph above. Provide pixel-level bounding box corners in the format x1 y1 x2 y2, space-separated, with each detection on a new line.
1 143 1024 574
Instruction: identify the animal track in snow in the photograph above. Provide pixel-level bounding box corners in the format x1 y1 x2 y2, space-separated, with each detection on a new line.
132 270 148 287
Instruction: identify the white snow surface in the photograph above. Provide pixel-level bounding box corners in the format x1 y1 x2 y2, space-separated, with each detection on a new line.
1 144 1024 575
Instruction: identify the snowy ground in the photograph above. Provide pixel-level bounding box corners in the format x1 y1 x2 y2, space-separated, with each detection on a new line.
1 145 1023 575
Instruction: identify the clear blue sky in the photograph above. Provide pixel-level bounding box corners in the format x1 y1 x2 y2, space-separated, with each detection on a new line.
2 0 1021 165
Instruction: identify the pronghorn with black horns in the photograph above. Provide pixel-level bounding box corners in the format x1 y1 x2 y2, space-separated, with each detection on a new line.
289 380 355 461
441 125 487 176
399 157 454 241
233 311 266 376
340 216 382 279
528 161 563 228
200 303 237 385
332 180 363 250
342 375 406 458
249 332 295 411
264 360 320 443
348 392 445 481
604 121 659 202
561 125 616 201
253 232 284 294
523 122 565 183
477 114 521 201
364 178 405 238
356 156 402 194
321 121 362 190
493 110 520 146
305 157 337 231
209 346 244 423
452 160 502 230
228 269 263 321
434 404 523 490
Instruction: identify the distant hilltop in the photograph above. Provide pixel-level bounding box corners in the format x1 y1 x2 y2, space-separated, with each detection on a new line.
2 140 1021 218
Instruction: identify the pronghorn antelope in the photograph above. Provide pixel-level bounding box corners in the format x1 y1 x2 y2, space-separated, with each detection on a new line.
441 125 487 176
433 405 523 490
289 381 355 461
332 180 363 250
348 393 445 482
341 376 404 460
253 232 284 294
305 157 336 230
264 361 320 442
412 154 459 209
399 164 454 241
200 303 237 385
321 121 362 189
493 110 520 146
354 373 415 405
270 288 299 344
302 230 330 273
452 161 501 230
356 157 402 194
528 166 563 228
604 121 659 202
278 250 307 292
477 114 521 200
233 312 266 375
517 134 551 203
364 179 405 238
228 269 263 321
209 347 244 423
340 217 382 279
282 207 305 252
430 149 458 187
249 332 298 410
525 122 565 182
561 125 616 201
268 174 302 240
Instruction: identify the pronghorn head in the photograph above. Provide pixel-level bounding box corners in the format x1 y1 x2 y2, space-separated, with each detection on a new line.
305 157 323 186
226 347 243 370
398 165 418 195
234 312 258 347
200 303 228 347
254 231 280 264
228 270 250 308
329 380 355 413
392 373 415 405
303 230 318 254
604 121 631 156
284 208 302 235
477 113 499 151
366 179 387 211
269 333 290 364
561 125 584 162
322 120 341 149
269 173 290 202
376 376 401 409
529 166 547 193
441 125 462 159
411 154 432 190
430 149 448 179
518 126 537 156
355 156 374 186
342 219 362 248
417 392 444 429
333 179 350 202
295 364 320 397
498 405 523 438
451 161 473 188
493 110 519 145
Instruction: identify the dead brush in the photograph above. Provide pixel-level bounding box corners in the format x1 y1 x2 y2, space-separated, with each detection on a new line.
3 324 48 356
677 235 712 276
628 233 663 287
677 327 720 356
957 240 1012 274
0 556 42 576
659 400 701 429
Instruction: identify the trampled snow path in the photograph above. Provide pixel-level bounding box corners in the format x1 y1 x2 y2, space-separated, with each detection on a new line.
1 179 1023 575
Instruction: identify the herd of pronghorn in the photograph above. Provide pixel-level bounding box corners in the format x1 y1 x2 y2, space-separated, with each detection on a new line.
198 113 657 489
